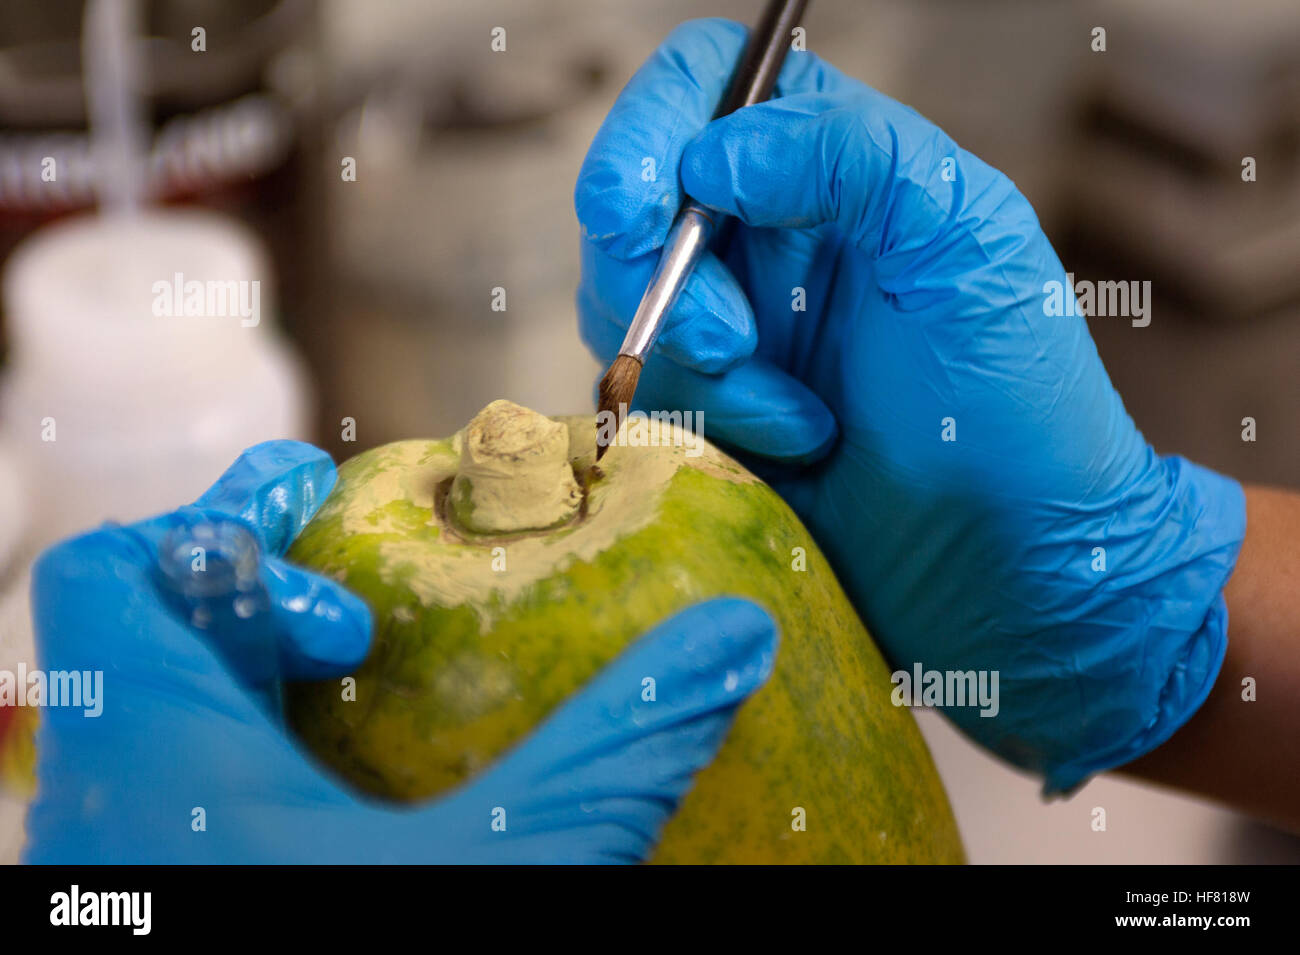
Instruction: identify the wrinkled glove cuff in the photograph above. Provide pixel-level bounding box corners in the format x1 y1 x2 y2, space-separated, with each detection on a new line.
1042 458 1245 795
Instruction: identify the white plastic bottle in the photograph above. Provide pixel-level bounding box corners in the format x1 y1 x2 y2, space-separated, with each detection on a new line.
1 207 312 544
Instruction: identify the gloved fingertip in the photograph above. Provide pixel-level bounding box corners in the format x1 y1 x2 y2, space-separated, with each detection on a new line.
731 404 838 465
634 305 758 374
263 557 372 680
661 597 780 697
581 238 756 375
680 131 736 217
195 441 338 556
637 357 838 465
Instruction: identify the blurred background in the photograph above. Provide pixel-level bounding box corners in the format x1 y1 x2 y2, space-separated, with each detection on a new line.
0 0 1297 863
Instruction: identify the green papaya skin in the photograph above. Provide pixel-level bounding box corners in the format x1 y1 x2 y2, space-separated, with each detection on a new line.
287 404 964 864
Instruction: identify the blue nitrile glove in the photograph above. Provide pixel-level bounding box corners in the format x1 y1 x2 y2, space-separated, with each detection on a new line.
24 441 777 863
574 18 1246 794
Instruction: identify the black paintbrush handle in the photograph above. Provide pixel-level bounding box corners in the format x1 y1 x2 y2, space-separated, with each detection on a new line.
700 0 810 257
714 0 811 119
615 0 811 366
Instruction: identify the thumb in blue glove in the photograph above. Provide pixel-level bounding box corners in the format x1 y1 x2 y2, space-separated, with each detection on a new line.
24 440 777 863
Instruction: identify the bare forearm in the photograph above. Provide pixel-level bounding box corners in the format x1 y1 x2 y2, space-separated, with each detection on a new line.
1120 484 1300 831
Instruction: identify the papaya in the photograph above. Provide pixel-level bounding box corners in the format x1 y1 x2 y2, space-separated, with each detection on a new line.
287 400 963 863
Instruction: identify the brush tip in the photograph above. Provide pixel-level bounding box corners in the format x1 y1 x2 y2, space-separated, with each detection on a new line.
595 355 642 460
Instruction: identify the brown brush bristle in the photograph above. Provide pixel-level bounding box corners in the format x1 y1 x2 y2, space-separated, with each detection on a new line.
595 355 642 460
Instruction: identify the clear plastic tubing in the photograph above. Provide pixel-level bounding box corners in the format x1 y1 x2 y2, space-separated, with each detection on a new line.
82 0 149 215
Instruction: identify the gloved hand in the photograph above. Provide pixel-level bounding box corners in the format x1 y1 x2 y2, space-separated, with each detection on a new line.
24 441 776 863
575 18 1246 793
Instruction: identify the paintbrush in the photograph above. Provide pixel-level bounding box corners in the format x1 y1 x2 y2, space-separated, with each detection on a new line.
596 0 810 459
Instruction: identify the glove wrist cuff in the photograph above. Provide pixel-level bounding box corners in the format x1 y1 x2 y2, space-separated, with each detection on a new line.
1043 458 1245 795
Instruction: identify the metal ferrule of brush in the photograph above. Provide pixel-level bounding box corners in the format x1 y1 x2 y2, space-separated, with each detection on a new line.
618 203 717 362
